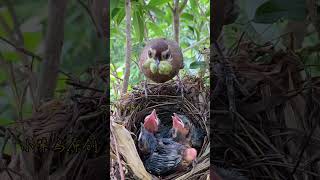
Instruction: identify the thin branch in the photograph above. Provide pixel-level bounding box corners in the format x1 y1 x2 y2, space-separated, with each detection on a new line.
143 0 155 23
37 0 68 104
179 0 189 14
66 81 104 93
4 0 24 45
0 36 43 61
183 36 209 53
173 0 180 43
122 0 132 94
77 0 100 36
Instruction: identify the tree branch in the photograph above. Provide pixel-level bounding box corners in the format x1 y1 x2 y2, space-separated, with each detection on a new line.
173 0 180 44
183 36 209 53
122 0 132 94
37 0 68 105
179 0 188 14
0 36 43 61
89 0 108 39
77 0 100 37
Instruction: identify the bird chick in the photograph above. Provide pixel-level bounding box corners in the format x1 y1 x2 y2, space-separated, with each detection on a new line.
144 138 197 176
138 109 159 158
138 122 157 159
171 113 191 145
171 113 205 150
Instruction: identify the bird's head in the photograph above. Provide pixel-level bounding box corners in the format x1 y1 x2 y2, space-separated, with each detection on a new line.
183 148 197 162
143 109 159 133
148 41 172 67
172 113 190 136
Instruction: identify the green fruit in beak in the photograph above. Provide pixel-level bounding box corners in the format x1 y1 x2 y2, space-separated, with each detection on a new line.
143 58 154 69
150 62 158 74
158 61 172 75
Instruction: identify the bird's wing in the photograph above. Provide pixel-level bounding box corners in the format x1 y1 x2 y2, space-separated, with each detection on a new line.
144 152 182 175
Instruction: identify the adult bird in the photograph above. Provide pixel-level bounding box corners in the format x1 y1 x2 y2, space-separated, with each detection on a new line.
139 38 184 97
144 138 197 176
171 113 205 150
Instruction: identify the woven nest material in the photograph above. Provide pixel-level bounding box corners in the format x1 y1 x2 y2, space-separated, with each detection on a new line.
212 41 320 179
111 77 210 180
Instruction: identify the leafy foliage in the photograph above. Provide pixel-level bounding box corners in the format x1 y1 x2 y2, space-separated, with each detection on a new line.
110 0 210 102
0 1 104 125
253 0 306 23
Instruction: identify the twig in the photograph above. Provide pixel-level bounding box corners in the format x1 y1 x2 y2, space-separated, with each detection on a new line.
66 81 104 93
183 36 209 53
77 0 100 36
122 0 132 94
179 0 189 14
0 36 43 61
111 125 125 180
143 0 155 23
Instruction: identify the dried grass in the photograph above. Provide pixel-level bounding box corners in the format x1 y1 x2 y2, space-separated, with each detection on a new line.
111 76 210 180
212 41 320 179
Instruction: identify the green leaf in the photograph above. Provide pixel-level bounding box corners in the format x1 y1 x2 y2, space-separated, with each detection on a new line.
23 32 42 52
189 61 206 69
148 23 164 36
0 8 13 34
253 0 306 24
148 0 172 6
181 13 194 21
190 0 199 14
56 74 67 92
114 8 125 25
111 8 121 19
0 71 6 84
0 118 13 126
145 5 166 20
205 8 210 17
187 25 195 34
133 9 145 42
2 52 20 62
111 0 120 12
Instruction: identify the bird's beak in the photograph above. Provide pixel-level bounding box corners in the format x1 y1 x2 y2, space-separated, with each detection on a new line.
155 58 160 67
151 109 159 125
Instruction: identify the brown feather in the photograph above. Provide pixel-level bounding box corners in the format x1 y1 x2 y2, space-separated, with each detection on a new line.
139 38 183 83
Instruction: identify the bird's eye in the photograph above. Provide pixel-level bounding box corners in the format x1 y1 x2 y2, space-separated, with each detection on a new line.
148 51 152 58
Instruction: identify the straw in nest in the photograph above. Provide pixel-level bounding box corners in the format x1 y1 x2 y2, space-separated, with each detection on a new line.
111 77 210 180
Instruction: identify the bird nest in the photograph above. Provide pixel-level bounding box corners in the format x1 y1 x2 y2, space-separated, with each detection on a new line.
111 76 210 180
212 41 320 179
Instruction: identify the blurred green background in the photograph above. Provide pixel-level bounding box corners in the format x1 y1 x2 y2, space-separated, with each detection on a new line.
0 0 105 127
